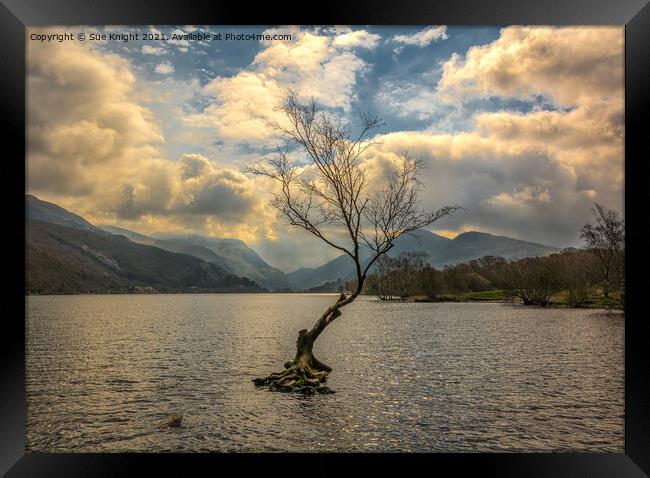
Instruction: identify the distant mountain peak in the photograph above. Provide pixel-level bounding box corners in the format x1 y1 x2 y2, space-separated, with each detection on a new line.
452 230 556 248
454 230 484 237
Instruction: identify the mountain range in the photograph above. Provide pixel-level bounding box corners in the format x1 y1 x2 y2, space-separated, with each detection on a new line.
101 227 291 290
25 195 559 294
26 195 264 294
285 229 559 290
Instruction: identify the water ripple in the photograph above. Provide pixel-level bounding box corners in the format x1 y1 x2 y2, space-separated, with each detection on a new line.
26 294 624 452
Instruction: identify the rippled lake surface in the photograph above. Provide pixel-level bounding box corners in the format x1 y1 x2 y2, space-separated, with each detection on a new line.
26 294 624 452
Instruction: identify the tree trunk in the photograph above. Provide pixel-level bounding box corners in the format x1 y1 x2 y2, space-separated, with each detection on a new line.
293 328 332 372
292 292 352 371
252 292 355 394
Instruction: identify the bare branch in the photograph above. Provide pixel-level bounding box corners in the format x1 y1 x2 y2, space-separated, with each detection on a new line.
245 90 461 298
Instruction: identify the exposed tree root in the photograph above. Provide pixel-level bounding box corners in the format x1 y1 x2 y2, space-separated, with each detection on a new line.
252 361 335 394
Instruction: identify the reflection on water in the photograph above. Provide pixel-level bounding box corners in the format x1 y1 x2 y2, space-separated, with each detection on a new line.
26 294 624 452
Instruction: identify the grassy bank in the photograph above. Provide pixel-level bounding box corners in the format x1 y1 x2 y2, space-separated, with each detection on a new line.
404 289 623 310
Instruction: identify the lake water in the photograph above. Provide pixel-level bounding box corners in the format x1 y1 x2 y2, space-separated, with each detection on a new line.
25 294 624 452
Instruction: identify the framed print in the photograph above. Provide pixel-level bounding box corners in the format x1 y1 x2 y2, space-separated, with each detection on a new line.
2 0 649 475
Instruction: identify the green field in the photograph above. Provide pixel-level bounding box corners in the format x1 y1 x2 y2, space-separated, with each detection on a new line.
461 290 508 301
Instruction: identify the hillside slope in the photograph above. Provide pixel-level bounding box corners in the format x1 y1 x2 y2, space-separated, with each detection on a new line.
102 225 234 273
159 234 291 290
25 196 265 294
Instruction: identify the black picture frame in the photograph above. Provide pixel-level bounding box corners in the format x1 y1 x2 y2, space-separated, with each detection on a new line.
2 0 648 475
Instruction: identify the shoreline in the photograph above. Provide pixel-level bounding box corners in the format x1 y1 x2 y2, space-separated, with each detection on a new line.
25 292 624 311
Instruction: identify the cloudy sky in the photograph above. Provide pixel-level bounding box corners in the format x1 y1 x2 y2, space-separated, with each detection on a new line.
27 25 624 271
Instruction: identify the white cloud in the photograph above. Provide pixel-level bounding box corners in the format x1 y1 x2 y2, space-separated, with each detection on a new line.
332 29 381 49
485 187 551 207
141 45 166 55
376 80 443 121
188 29 373 142
438 26 623 109
393 26 448 47
154 61 175 75
168 28 190 47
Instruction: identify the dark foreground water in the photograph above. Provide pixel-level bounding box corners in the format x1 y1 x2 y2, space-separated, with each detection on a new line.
26 294 624 452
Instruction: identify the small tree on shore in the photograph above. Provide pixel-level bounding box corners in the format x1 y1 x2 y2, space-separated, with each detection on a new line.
367 255 399 300
419 265 445 300
507 257 562 306
554 249 598 307
368 252 429 299
580 203 625 299
246 91 459 394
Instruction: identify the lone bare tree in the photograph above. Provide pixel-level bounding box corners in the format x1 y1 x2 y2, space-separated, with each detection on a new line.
580 203 625 299
246 91 459 394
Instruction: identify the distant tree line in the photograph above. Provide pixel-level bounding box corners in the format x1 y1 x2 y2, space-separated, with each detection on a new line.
363 204 625 309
